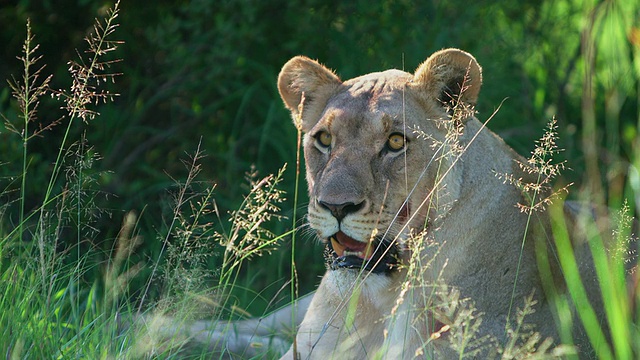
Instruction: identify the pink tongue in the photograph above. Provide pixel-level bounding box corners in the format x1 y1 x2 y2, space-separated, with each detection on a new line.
336 232 366 251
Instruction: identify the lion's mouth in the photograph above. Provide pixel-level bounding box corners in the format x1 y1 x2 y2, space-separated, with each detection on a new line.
326 231 399 274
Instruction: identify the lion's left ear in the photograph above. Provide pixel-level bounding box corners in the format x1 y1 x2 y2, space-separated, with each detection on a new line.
412 48 482 106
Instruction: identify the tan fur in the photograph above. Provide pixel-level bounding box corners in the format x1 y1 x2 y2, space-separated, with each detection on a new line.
274 49 610 359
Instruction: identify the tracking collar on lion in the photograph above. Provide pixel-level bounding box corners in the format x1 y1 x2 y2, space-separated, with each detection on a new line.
271 48 625 359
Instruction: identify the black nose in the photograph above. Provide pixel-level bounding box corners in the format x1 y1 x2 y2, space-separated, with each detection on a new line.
318 200 365 222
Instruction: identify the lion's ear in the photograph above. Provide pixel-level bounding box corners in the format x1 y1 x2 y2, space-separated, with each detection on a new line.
278 56 341 129
413 48 482 107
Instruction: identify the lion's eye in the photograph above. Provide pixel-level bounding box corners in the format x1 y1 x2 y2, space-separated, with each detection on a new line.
387 133 406 151
315 131 332 148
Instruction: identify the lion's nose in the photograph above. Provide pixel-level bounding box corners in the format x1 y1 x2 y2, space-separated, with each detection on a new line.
318 200 365 222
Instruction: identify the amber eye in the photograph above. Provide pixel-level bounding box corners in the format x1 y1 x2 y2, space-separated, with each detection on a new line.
316 131 332 148
387 133 406 151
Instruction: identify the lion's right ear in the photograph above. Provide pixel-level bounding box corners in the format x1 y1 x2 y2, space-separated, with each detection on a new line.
277 56 341 130
412 48 482 107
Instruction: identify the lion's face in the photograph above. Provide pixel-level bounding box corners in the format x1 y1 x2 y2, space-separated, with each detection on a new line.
302 71 439 273
278 49 482 274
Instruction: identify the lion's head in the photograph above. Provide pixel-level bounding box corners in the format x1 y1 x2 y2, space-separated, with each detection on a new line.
277 49 482 275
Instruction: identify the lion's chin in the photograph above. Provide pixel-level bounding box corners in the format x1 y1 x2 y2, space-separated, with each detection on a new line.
326 231 399 274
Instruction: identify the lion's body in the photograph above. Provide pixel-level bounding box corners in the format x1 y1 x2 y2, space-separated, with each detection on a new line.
274 49 606 359
152 49 633 359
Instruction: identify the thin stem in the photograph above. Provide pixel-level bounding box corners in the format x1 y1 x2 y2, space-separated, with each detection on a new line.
505 169 542 333
40 2 120 213
290 121 302 328
138 139 200 312
19 22 32 246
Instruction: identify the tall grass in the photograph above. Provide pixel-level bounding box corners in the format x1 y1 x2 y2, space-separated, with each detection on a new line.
1 3 296 357
0 2 134 358
0 2 279 358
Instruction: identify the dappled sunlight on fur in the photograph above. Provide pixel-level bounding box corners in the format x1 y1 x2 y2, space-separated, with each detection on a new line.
137 49 638 359
271 48 636 359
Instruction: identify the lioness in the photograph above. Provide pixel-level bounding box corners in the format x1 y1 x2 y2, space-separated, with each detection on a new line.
273 48 613 359
162 49 635 359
